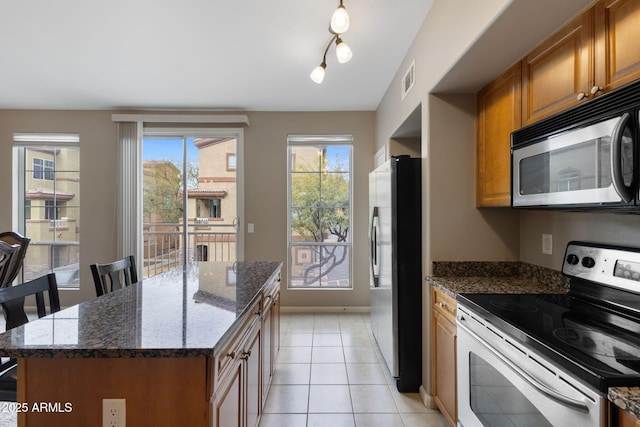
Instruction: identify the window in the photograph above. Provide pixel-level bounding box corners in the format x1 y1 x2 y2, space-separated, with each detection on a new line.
227 153 237 171
13 134 80 289
45 200 65 220
33 157 55 181
287 135 352 288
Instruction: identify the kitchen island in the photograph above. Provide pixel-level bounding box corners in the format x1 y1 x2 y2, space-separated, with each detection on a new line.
0 261 282 427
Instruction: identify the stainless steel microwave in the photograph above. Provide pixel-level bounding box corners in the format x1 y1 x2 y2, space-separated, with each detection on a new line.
511 81 640 209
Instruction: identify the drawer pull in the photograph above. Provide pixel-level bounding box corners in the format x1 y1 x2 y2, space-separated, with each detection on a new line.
438 302 446 308
226 351 236 359
239 350 252 361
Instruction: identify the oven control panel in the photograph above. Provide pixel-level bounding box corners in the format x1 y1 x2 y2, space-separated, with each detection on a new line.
563 241 640 293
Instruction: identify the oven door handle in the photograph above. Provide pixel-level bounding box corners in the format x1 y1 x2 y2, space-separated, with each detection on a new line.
457 317 590 414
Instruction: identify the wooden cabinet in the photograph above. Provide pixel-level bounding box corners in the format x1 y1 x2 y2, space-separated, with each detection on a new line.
521 9 594 126
618 408 640 427
594 0 640 92
476 63 521 207
261 274 280 406
431 287 457 427
522 0 640 126
214 271 281 427
215 318 262 427
476 0 640 202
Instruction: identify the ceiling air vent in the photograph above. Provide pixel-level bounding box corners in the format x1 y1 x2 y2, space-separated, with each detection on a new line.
401 60 415 100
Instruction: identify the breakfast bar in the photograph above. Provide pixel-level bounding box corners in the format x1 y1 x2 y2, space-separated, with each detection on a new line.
0 261 282 427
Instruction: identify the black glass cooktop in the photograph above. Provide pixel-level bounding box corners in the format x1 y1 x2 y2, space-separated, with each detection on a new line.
457 292 640 392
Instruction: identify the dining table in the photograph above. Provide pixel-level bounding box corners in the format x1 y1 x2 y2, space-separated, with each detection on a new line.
0 260 282 427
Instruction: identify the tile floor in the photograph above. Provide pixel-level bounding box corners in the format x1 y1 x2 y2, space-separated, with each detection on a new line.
258 312 448 427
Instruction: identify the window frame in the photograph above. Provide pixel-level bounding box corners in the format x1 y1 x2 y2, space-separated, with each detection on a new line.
286 135 354 290
12 133 80 290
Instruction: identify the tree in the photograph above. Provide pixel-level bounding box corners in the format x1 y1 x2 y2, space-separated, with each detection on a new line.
290 151 349 286
143 160 201 224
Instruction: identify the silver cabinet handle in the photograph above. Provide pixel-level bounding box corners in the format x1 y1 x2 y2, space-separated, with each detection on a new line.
576 92 587 100
590 85 602 95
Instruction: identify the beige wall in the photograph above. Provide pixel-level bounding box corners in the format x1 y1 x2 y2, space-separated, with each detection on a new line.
242 112 375 308
0 109 375 308
373 0 597 396
0 110 117 305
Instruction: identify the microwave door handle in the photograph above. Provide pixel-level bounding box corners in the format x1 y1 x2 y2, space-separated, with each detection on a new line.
610 112 634 202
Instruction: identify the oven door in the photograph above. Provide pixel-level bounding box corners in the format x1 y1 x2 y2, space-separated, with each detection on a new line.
512 113 635 207
456 307 605 427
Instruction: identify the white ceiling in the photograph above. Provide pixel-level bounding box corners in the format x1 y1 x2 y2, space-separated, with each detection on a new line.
0 0 432 111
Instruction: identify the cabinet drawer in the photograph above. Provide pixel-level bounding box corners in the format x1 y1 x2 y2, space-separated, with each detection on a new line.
432 288 456 322
214 297 262 388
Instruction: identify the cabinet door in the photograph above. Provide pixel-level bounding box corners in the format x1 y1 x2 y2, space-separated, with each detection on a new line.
245 323 262 427
522 9 594 125
433 310 457 427
261 296 273 406
476 63 521 207
595 0 640 92
271 290 280 366
215 361 243 427
618 407 640 427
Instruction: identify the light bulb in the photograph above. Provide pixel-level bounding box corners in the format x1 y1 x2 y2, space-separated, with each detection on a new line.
310 64 326 84
330 5 350 34
335 39 352 64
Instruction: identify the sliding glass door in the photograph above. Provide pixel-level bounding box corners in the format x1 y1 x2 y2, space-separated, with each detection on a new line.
142 134 240 278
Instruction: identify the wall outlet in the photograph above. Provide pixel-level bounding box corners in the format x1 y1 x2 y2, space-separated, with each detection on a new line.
542 234 553 255
103 399 126 427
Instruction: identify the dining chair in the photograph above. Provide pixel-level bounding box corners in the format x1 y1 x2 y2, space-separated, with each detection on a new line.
90 255 138 297
0 241 21 290
0 231 30 288
0 273 61 401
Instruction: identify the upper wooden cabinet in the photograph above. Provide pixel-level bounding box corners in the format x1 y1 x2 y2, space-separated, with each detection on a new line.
521 9 594 126
522 0 640 126
476 63 521 207
594 0 640 92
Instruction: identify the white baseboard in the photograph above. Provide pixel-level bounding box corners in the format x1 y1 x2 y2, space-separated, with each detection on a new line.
280 306 370 314
419 385 438 409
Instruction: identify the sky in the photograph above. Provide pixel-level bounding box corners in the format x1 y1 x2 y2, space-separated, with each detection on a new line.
142 137 199 164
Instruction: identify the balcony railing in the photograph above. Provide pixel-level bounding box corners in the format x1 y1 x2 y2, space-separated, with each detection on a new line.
143 222 237 278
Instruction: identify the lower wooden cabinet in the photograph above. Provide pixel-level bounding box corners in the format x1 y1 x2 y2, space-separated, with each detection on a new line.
214 312 263 427
261 276 280 407
214 273 281 427
618 408 640 427
431 287 458 427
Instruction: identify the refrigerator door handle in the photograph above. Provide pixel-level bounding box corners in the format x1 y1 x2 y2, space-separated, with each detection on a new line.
370 207 380 287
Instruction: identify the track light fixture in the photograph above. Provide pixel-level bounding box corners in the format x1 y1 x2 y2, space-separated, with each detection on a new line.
310 0 352 84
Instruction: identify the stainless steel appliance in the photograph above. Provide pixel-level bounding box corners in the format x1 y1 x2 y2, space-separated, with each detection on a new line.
369 156 422 392
457 241 640 427
512 80 640 209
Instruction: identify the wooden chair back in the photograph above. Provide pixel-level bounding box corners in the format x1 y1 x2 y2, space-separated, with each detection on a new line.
0 273 60 401
0 231 30 287
0 241 21 289
90 255 138 297
0 273 61 330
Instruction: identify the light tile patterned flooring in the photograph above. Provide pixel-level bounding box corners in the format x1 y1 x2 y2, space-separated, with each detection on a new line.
259 312 448 427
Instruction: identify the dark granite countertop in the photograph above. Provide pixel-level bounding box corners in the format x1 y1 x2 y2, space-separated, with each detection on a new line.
426 261 569 299
609 387 640 420
427 261 640 416
0 261 282 359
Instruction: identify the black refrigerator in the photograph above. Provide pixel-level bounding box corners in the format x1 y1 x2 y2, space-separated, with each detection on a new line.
369 155 422 392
